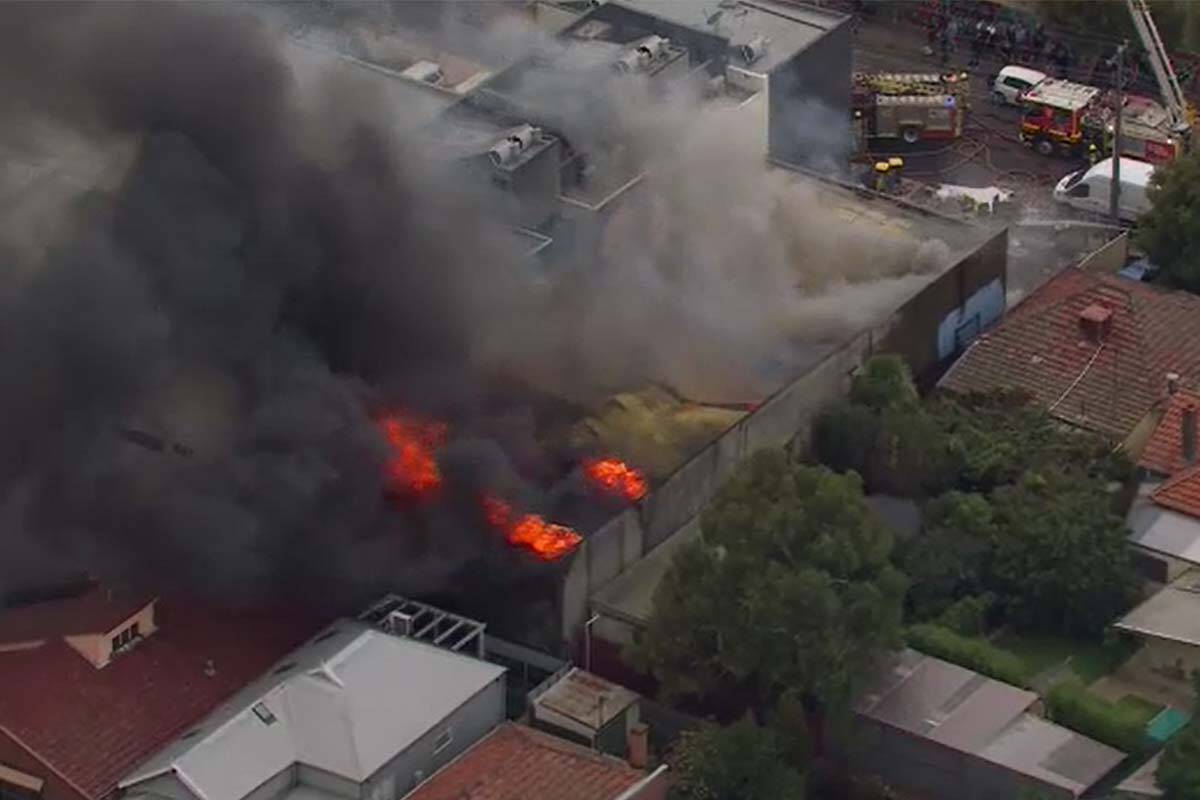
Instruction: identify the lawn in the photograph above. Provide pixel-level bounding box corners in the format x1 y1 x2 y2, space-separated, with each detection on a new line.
992 631 1140 684
1115 694 1165 727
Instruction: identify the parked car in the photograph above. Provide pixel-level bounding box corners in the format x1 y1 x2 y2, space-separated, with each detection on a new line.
992 65 1047 106
1052 157 1155 222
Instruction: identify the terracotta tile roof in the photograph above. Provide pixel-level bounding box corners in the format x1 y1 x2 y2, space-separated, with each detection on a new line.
1152 464 1200 519
0 598 320 799
1138 389 1200 476
406 722 646 800
0 584 154 646
940 268 1200 441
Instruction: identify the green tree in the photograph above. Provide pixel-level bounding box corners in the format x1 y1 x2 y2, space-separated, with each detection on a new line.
668 717 806 800
989 473 1137 637
1157 672 1200 800
1137 148 1200 292
634 450 907 714
899 491 995 622
849 355 918 412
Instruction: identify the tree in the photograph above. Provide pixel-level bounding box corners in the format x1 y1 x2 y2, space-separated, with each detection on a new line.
849 355 918 412
1137 149 1200 292
634 450 907 714
898 491 995 622
669 717 806 800
988 473 1137 637
1157 672 1200 800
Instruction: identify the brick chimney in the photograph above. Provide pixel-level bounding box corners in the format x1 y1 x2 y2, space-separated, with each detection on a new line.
1184 404 1197 465
1167 372 1181 396
1078 304 1113 344
627 723 649 770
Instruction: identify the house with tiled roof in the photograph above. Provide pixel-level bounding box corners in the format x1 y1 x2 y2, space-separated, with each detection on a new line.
939 267 1200 445
1127 389 1200 583
0 584 319 800
403 722 669 800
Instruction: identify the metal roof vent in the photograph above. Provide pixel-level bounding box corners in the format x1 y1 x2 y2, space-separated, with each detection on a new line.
738 35 770 65
401 60 444 86
614 36 669 73
488 125 539 168
386 610 414 637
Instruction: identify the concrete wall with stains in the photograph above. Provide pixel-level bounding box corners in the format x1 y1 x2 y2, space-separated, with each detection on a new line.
558 229 1009 653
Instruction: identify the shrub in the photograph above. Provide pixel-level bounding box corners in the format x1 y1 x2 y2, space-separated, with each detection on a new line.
1045 678 1153 755
907 624 1028 687
936 594 994 637
812 405 879 478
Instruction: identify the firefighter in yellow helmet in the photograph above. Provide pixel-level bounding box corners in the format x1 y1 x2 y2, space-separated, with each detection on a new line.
1087 142 1100 165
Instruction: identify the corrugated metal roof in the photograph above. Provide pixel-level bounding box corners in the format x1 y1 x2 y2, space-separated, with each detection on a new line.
121 623 506 797
1115 568 1200 646
978 713 1125 793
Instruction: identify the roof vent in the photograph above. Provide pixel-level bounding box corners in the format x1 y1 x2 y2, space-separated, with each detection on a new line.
738 35 770 65
400 60 444 86
488 125 539 168
1078 303 1112 343
1167 372 1181 396
386 610 414 637
614 36 669 74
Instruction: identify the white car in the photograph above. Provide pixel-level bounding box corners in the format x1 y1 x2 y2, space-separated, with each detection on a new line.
1053 157 1155 223
992 65 1047 106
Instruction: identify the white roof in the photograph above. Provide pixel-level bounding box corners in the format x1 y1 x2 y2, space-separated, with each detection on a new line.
121 623 505 799
998 65 1047 86
1115 568 1200 647
1084 157 1156 184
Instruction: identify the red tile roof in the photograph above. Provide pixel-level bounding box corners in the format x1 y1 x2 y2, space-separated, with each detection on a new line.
1152 464 1200 519
1138 389 1200 476
407 723 647 800
0 584 154 646
0 598 320 799
940 268 1200 441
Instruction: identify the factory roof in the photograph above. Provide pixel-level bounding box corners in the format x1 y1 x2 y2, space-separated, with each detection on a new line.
857 650 1123 795
609 0 846 73
0 598 318 800
122 623 506 796
405 722 650 800
940 267 1200 441
1115 568 1200 647
0 583 153 647
592 517 703 626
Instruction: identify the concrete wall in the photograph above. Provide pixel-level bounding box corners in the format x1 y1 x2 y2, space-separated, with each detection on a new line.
1077 233 1130 274
767 19 852 169
362 676 505 800
0 731 82 800
558 229 1009 652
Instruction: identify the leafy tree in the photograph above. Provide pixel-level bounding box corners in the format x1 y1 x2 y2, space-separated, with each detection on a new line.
1157 672 1200 800
988 473 1138 637
898 491 995 621
849 355 918 412
812 404 879 477
668 717 806 800
634 450 907 714
1137 148 1200 292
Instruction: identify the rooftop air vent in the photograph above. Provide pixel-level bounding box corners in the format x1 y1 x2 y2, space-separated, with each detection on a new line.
401 60 444 86
614 36 669 74
1078 303 1112 343
386 610 414 637
488 125 539 167
738 35 769 65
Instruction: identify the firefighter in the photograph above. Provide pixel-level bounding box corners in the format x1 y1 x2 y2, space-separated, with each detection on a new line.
873 161 890 192
1087 142 1100 165
888 157 905 192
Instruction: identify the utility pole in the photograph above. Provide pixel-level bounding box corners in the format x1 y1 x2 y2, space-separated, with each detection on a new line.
1111 40 1127 222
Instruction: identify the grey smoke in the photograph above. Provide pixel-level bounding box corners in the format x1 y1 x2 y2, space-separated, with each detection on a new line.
0 2 953 605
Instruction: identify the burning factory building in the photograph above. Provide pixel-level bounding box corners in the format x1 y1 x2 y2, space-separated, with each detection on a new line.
0 0 1006 658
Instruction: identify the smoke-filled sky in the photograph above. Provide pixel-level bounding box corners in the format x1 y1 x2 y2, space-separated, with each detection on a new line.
0 1 954 607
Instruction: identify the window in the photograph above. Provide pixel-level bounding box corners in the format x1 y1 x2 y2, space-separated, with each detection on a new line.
1068 183 1091 198
110 623 140 653
433 727 453 754
1003 77 1029 91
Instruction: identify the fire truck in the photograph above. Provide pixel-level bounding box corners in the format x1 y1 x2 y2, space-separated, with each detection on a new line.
1018 78 1182 164
1018 0 1190 165
852 72 968 148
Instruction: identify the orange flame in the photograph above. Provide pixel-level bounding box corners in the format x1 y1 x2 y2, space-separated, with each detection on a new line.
481 495 582 561
380 414 448 500
584 458 648 502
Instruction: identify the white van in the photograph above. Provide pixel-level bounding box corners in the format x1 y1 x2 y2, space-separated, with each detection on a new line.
992 65 1047 106
1053 157 1155 222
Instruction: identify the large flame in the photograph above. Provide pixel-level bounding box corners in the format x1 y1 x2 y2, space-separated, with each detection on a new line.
380 414 448 500
481 495 582 561
584 458 648 502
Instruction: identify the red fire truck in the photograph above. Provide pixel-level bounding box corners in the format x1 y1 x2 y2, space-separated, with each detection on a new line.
1018 78 1182 165
852 72 968 147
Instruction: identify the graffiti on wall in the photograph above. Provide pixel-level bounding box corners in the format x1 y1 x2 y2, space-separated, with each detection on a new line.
936 278 1004 361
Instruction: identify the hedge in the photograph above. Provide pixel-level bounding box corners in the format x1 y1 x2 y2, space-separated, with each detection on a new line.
907 624 1030 688
1045 678 1151 755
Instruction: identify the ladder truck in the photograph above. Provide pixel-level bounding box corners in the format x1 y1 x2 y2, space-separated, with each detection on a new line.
1124 0 1192 153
